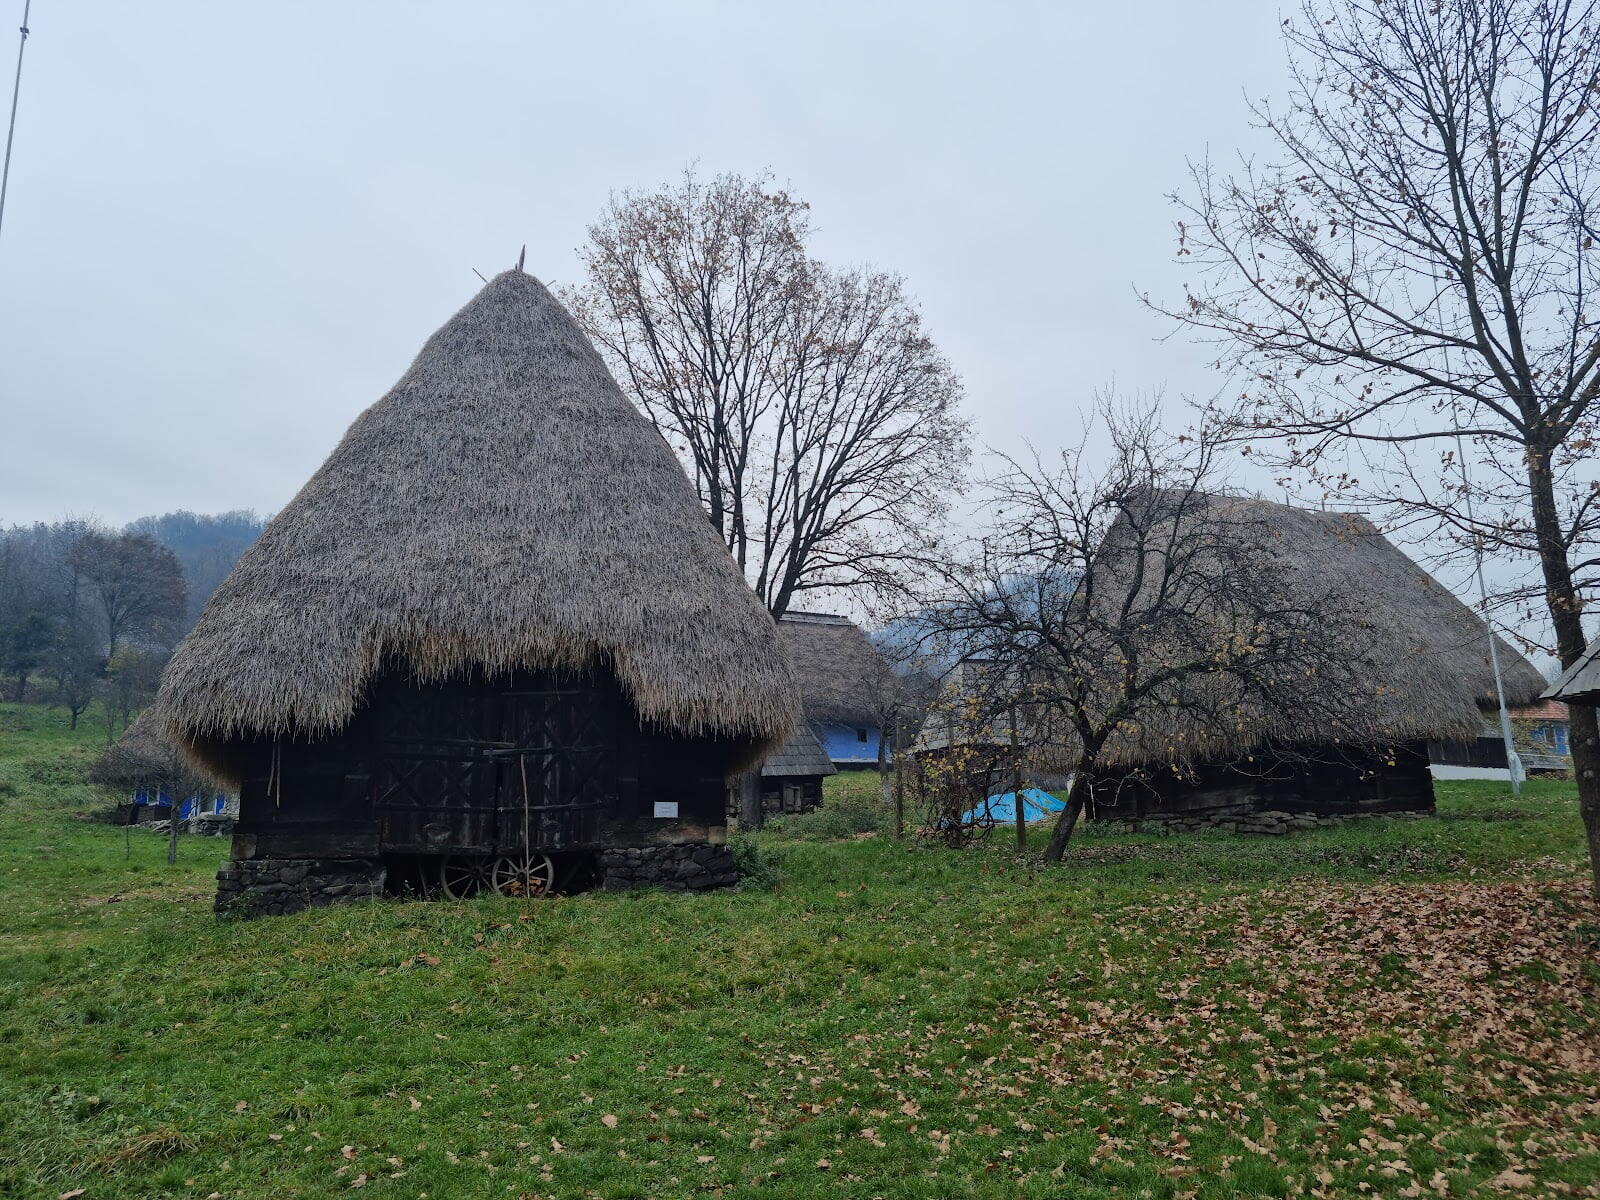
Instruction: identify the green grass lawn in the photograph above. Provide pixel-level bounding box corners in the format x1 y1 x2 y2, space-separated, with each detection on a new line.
2 702 1598 1199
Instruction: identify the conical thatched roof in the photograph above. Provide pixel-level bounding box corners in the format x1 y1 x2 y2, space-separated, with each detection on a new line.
1094 496 1547 767
159 271 797 780
777 612 899 728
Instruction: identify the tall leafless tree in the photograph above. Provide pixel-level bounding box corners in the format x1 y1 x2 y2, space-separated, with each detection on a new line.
68 531 186 658
924 400 1372 862
567 170 970 616
1153 0 1600 889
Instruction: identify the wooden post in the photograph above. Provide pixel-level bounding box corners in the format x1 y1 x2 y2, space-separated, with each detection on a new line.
737 769 764 831
167 792 181 866
1009 704 1025 851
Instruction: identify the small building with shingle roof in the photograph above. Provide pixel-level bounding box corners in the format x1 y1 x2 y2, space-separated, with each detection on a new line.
1546 642 1600 706
755 725 836 815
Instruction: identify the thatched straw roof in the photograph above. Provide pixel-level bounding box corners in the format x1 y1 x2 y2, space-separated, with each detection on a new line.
917 496 1545 770
159 271 797 780
92 708 213 797
913 661 1027 752
1094 496 1546 767
777 612 899 728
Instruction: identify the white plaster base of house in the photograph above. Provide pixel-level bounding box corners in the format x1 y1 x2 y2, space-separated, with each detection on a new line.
1429 764 1514 781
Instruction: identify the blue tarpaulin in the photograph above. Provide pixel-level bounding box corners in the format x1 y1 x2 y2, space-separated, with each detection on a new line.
963 787 1066 826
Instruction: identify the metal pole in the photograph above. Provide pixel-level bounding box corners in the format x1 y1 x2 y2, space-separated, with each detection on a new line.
1454 428 1522 794
0 0 32 245
1472 542 1523 794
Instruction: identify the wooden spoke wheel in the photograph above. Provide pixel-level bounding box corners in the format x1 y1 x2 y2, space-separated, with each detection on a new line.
438 855 494 900
491 851 556 898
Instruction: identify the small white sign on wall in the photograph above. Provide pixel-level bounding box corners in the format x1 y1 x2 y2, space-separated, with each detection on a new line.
653 801 679 819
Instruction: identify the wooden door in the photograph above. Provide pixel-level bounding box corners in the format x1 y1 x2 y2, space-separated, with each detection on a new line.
495 680 615 851
370 676 505 854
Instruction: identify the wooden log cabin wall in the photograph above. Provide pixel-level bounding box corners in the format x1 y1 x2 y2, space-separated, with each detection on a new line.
1083 741 1436 834
217 665 746 913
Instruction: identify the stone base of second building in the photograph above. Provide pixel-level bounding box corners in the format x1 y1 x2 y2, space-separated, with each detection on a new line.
1097 807 1434 835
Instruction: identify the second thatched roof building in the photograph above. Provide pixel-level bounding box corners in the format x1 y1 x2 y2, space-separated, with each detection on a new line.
776 611 900 768
1081 496 1546 831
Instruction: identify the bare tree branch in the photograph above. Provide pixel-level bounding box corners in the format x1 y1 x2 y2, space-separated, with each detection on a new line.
565 170 970 615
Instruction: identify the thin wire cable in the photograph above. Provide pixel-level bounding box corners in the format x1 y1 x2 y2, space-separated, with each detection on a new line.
0 0 31 246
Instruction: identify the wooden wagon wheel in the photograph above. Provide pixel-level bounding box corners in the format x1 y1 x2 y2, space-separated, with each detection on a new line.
491 850 556 898
438 855 494 900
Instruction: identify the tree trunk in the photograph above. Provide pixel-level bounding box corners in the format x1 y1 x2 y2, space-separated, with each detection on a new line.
878 724 893 813
1526 449 1600 895
1567 708 1600 894
167 799 180 866
1043 773 1090 863
736 769 764 831
11 671 27 702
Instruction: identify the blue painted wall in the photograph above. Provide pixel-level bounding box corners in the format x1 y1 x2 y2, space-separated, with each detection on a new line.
131 788 228 818
1528 720 1570 755
817 721 885 766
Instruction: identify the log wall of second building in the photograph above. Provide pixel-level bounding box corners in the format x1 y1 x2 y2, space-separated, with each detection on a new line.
1085 740 1435 828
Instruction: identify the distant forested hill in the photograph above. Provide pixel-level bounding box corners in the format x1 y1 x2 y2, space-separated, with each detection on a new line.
124 510 264 624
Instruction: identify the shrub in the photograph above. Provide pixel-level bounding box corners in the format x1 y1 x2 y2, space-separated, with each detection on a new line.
766 788 884 840
729 835 783 891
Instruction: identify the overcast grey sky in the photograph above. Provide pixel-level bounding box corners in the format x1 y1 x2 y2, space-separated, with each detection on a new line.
0 0 1292 529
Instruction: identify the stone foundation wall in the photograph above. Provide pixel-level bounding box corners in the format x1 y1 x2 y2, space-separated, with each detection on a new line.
216 857 385 919
1099 808 1432 836
599 843 736 891
216 844 735 915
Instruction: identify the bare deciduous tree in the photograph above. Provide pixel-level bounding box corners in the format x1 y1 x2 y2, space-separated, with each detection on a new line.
69 531 186 657
567 170 970 615
1152 0 1600 887
924 401 1371 863
105 646 168 742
